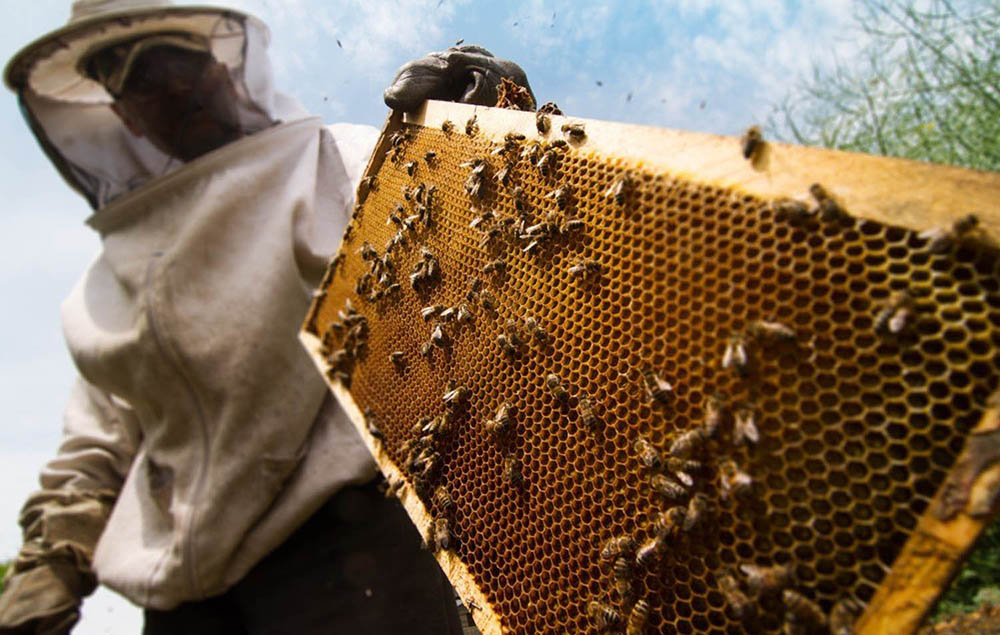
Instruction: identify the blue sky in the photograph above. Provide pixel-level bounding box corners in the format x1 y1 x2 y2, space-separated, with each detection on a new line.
0 0 870 630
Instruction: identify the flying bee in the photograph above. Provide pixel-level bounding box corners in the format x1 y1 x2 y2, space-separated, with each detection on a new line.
783 589 828 633
772 198 813 227
721 332 749 375
421 304 445 321
741 125 763 160
483 258 507 275
919 213 979 253
503 455 524 486
665 457 703 487
497 333 519 357
568 259 601 278
390 351 405 367
546 187 571 210
587 602 622 630
635 536 664 569
829 597 862 635
633 436 662 470
480 290 497 313
746 319 796 343
720 459 753 500
442 384 469 406
434 517 451 551
655 507 687 540
626 599 650 635
578 395 598 431
561 122 586 141
641 369 673 404
683 493 711 532
874 289 914 335
441 119 455 134
718 571 752 619
740 563 792 597
465 114 479 136
404 161 417 177
733 405 760 446
363 408 384 439
601 535 638 562
535 111 550 134
546 374 569 402
651 474 687 501
669 428 707 458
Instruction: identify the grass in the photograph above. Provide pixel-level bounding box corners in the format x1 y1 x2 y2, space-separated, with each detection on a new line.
933 519 1000 620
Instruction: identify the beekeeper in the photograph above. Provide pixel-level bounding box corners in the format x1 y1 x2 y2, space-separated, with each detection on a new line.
0 0 533 632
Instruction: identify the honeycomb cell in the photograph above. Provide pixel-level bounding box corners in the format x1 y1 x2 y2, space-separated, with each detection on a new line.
306 119 1000 634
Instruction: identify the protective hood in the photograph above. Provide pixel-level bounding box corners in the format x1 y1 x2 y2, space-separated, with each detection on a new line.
17 11 308 209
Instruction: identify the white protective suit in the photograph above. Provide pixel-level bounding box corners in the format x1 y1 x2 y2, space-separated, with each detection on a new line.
15 10 380 609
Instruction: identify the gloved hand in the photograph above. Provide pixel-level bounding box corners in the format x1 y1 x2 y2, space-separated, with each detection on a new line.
383 45 534 112
0 559 90 635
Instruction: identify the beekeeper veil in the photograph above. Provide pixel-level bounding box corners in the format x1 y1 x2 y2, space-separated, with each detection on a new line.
4 0 309 209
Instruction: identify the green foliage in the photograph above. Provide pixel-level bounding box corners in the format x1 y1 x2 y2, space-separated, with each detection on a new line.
0 560 7 595
771 0 1000 172
934 520 1000 619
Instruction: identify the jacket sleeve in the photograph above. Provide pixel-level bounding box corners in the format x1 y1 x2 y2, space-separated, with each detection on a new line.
11 378 140 583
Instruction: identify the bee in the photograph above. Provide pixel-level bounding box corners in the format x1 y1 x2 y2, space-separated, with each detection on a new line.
478 227 503 249
605 173 633 206
578 395 598 431
434 485 454 512
560 218 585 233
718 571 752 619
522 240 541 255
783 589 828 633
561 122 586 141
430 324 448 348
641 369 672 404
733 405 760 446
326 348 350 368
484 402 512 437
546 374 569 402
465 114 478 136
613 556 636 603
829 597 862 635
424 150 436 164
546 187 571 210
470 209 495 229
434 517 451 551
330 252 346 272
329 369 351 386
721 332 749 375
442 384 469 406
874 289 914 335
536 148 556 177
655 507 687 540
359 175 378 194
494 165 511 187
683 493 711 532
535 111 550 134
720 458 753 500
651 474 687 501
355 272 373 295
568 259 601 278
772 198 812 227
480 290 497 313
633 436 662 470
587 602 622 630
740 563 792 597
441 120 455 134
703 392 725 439
390 351 405 367
383 475 403 499
421 304 444 321
746 319 795 343
483 258 507 275
741 125 763 161
456 303 474 325
635 536 664 569
669 428 707 458
358 241 377 261
665 457 702 487
497 333 519 357
404 161 417 177
363 408 384 439
548 139 569 150
503 455 524 486
920 213 979 253
808 182 849 224
512 186 528 213
626 599 650 635
600 535 638 563
523 317 549 345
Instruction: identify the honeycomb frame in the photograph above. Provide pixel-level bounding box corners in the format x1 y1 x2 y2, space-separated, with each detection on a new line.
301 101 1000 635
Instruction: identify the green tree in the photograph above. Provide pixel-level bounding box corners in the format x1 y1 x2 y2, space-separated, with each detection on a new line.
772 0 1000 171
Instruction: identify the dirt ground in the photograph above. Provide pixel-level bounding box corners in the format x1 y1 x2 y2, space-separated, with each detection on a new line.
919 604 1000 634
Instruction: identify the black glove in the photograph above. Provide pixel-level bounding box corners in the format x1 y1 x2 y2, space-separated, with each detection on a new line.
383 45 534 112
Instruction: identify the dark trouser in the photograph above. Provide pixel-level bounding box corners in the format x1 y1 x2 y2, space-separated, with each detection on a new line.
144 481 463 635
